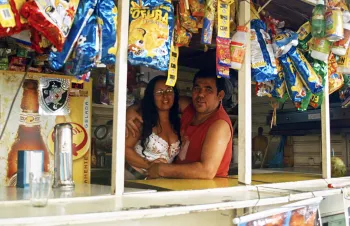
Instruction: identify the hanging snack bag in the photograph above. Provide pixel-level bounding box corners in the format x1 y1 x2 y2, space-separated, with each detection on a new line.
0 0 28 37
49 0 98 70
326 8 344 42
96 0 118 65
189 0 204 17
297 21 312 52
20 0 80 52
64 14 99 76
280 55 307 107
201 0 217 44
216 37 230 67
337 47 350 73
272 29 298 58
128 0 174 71
307 55 327 109
271 59 286 99
310 38 332 62
288 47 323 94
329 72 344 94
175 5 192 47
179 0 198 33
251 19 277 82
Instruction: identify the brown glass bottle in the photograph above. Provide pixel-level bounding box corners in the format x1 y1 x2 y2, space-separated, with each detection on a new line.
7 79 50 185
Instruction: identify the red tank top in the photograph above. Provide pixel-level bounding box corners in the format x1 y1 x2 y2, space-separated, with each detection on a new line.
175 104 233 177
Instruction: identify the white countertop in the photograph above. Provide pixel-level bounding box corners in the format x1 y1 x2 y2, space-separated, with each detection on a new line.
0 177 348 225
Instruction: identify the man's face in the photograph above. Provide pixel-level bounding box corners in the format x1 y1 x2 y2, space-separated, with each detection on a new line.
192 77 224 114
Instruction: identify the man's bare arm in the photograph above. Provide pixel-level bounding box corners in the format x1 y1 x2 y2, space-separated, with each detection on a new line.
148 120 231 179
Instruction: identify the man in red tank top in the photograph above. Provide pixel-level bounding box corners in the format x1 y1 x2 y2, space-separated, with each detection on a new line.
147 70 233 179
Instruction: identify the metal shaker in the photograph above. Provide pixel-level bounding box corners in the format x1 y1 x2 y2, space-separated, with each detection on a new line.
52 123 75 189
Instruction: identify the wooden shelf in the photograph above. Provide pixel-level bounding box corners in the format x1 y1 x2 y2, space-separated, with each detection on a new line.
92 103 114 109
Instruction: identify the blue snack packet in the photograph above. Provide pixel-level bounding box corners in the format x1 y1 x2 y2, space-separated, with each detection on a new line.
288 47 323 94
251 19 277 82
128 0 175 71
271 59 286 99
96 0 118 65
64 14 99 76
279 55 307 106
49 0 98 70
272 29 298 58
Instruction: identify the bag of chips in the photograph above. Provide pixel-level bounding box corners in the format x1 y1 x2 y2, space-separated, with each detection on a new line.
189 0 204 17
307 56 327 109
271 59 286 99
297 22 312 52
329 72 344 94
288 47 323 94
280 55 307 108
0 0 28 37
64 13 99 76
179 0 198 33
30 30 52 53
20 0 79 52
339 74 350 107
49 0 98 70
201 0 217 44
272 29 298 58
175 5 192 47
251 19 277 82
96 0 118 65
128 0 174 71
256 81 273 97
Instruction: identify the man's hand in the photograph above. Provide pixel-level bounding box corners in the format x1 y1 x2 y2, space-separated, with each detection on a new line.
147 163 162 179
151 158 168 164
125 107 143 137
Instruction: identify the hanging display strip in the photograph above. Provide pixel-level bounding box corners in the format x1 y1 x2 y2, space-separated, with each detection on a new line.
344 187 350 226
166 41 179 87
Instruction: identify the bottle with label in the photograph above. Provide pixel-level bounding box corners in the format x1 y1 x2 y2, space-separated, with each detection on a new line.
311 0 326 38
7 79 50 186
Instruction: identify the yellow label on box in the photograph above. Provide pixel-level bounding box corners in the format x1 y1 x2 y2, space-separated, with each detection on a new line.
217 1 230 38
166 42 179 87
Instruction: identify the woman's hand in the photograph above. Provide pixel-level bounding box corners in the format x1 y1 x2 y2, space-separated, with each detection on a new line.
151 158 168 164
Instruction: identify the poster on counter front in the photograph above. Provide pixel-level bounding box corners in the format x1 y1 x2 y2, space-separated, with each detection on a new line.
0 71 91 186
233 197 323 226
343 187 350 226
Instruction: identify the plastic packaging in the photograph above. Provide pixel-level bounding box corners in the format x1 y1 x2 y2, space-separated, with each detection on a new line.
128 0 174 71
49 0 98 70
64 14 99 76
326 8 344 42
279 55 307 107
20 0 80 52
310 38 331 61
0 0 28 37
189 0 204 17
272 29 298 58
256 81 273 97
288 47 323 94
216 37 230 67
311 0 326 38
297 22 312 51
337 47 350 73
201 0 217 44
179 0 198 33
175 5 192 47
271 59 286 99
230 26 247 70
329 72 344 94
251 19 277 82
96 0 118 65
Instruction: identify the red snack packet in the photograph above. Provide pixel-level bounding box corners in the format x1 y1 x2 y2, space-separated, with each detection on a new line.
216 37 231 67
0 0 28 37
20 0 79 52
189 0 204 17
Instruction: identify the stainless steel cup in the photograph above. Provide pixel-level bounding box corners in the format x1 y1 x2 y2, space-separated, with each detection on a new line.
52 123 75 189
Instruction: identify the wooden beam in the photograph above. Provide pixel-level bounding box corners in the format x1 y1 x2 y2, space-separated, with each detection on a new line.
321 71 331 179
238 0 252 185
111 0 130 195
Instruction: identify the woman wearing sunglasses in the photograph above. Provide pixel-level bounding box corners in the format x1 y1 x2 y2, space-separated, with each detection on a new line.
125 75 181 179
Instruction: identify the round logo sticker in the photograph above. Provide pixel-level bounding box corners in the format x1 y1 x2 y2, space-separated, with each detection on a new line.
48 122 89 160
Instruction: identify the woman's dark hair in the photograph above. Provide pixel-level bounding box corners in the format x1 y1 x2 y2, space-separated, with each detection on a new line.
140 75 181 155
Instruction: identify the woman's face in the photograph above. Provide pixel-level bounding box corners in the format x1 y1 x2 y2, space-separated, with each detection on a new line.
153 80 175 111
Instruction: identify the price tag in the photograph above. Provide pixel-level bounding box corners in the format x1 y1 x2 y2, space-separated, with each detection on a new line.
0 0 15 28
